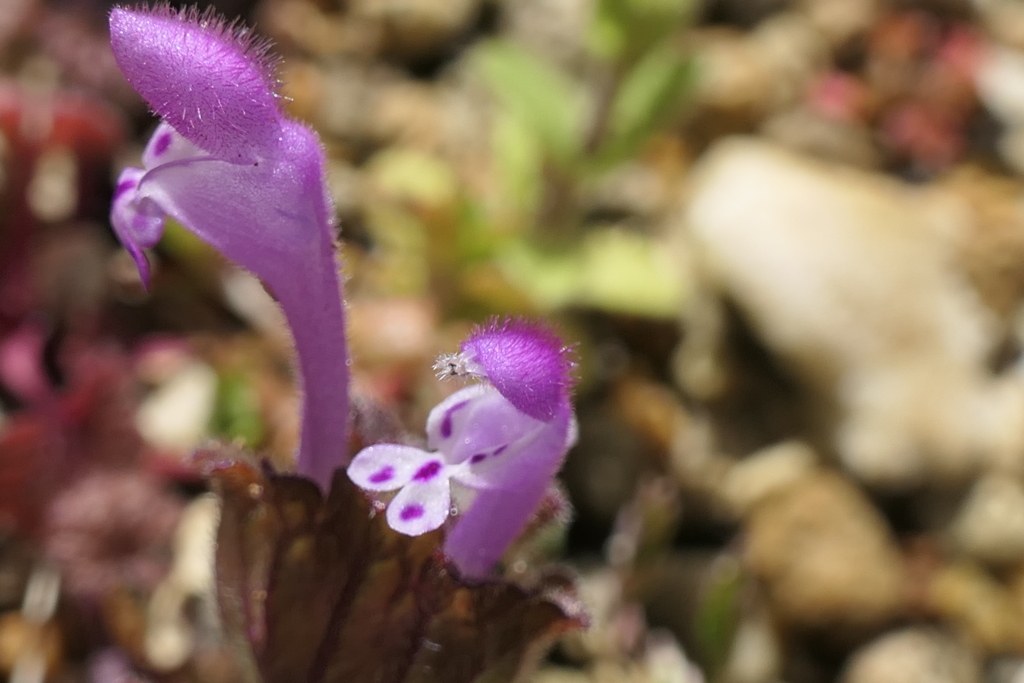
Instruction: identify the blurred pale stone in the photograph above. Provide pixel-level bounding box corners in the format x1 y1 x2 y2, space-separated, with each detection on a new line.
840 628 980 683
930 563 1024 653
978 1 1024 53
679 138 1024 487
798 0 877 46
761 107 881 167
722 440 818 515
721 608 783 683
976 47 1024 175
693 15 827 124
950 475 1024 565
136 361 217 454
350 0 482 59
745 472 904 631
146 494 220 671
500 0 592 70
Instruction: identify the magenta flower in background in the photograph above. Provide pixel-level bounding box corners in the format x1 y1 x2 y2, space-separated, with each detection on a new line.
108 6 348 491
348 319 577 577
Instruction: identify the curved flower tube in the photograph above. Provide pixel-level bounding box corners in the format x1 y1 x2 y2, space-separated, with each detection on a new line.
348 318 577 577
108 6 348 491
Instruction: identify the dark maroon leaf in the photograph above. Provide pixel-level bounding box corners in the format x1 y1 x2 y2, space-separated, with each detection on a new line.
211 460 586 683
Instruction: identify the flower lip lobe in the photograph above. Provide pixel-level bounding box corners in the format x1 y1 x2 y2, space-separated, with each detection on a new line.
369 466 394 484
413 461 442 482
400 505 424 521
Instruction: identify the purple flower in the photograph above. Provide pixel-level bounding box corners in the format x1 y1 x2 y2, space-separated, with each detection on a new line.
348 318 577 577
108 6 348 491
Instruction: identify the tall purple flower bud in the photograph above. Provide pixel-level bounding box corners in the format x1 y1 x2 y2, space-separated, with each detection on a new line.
108 6 348 491
348 318 577 578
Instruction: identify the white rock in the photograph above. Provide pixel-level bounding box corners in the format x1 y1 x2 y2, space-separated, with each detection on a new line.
950 475 1024 564
680 138 1024 487
146 494 220 671
722 608 783 683
722 440 818 515
976 47 1024 126
841 628 980 683
136 361 217 454
974 47 1024 174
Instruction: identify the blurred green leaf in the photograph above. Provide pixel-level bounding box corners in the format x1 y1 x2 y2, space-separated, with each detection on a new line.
492 111 545 219
500 229 684 317
210 370 264 448
365 147 459 209
589 0 690 63
588 0 630 60
475 40 584 167
600 46 693 164
694 557 743 676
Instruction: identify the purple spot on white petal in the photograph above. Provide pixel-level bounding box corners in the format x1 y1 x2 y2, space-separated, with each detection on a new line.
400 504 424 521
469 453 486 464
414 461 442 482
113 179 136 200
369 466 394 484
152 131 172 156
440 400 470 439
493 445 507 456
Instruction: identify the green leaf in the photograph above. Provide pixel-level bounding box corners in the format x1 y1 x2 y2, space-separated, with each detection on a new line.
587 0 630 60
210 370 264 448
492 112 545 219
600 46 693 164
588 0 691 62
499 229 685 317
694 557 743 676
474 40 584 167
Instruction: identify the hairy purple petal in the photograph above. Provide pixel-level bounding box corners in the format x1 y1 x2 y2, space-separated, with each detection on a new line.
348 317 578 576
443 480 549 578
444 402 575 576
386 476 451 536
460 318 575 421
348 444 434 492
109 6 280 163
108 7 349 491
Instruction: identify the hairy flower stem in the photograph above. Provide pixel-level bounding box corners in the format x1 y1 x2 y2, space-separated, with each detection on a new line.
274 246 349 491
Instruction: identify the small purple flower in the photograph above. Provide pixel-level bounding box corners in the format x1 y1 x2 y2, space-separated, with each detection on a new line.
348 318 577 576
108 6 348 491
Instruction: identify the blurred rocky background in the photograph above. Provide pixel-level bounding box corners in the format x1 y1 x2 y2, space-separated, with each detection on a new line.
7 0 1024 682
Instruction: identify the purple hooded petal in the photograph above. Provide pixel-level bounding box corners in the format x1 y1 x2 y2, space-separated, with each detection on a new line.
425 384 545 465
451 406 576 490
111 166 165 286
443 399 574 576
110 6 349 491
109 6 281 163
386 477 452 536
443 479 550 578
130 121 325 273
347 444 434 491
460 318 575 421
